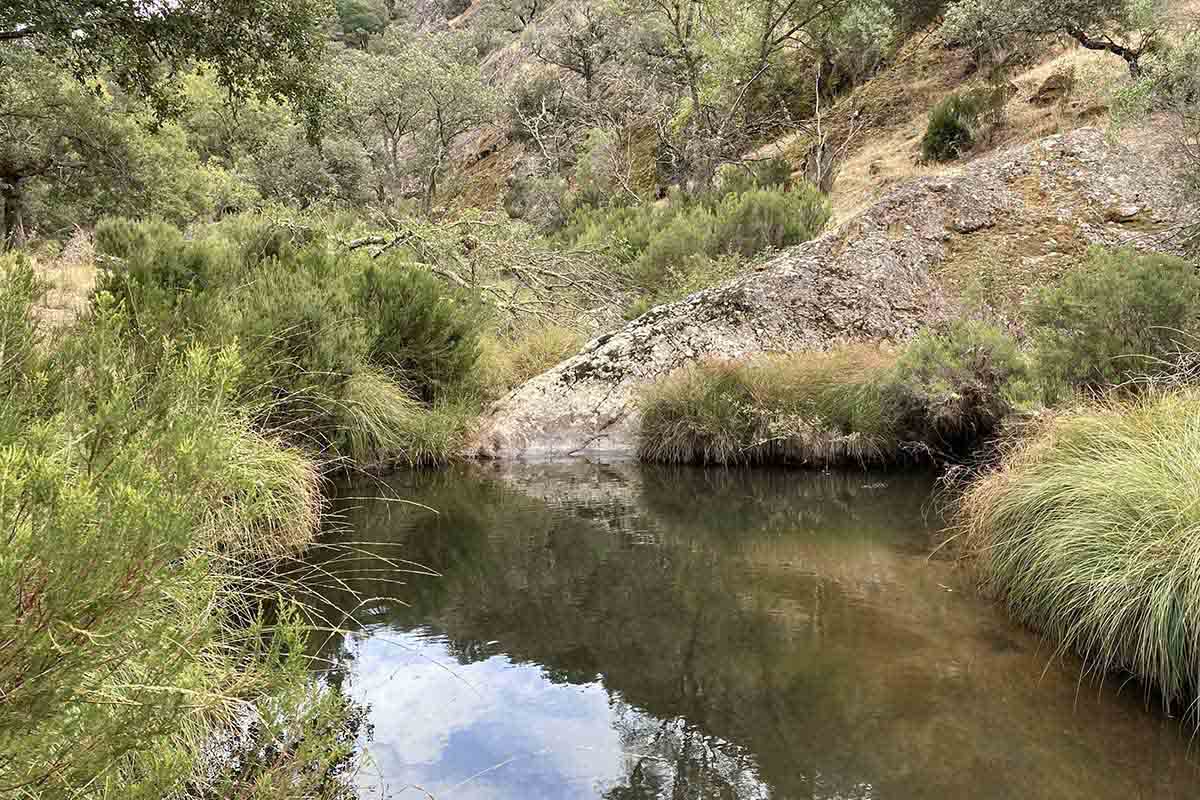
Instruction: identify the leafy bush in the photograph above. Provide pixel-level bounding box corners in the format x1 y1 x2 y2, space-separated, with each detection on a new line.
958 389 1200 714
714 157 795 196
890 319 1032 450
94 215 482 465
0 268 359 797
714 186 831 257
561 183 830 296
1028 248 1200 398
353 261 483 402
921 92 981 162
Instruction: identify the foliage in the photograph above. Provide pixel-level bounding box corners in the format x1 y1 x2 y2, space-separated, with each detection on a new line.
0 255 360 798
714 186 831 256
638 348 898 466
504 173 571 232
921 92 981 162
638 321 1025 466
562 182 830 296
354 261 484 403
0 0 331 121
0 50 250 245
957 388 1200 714
941 0 1163 76
93 215 482 465
1027 248 1200 398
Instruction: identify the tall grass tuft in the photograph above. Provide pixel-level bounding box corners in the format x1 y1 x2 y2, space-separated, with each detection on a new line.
957 389 1200 713
638 346 900 467
638 322 1027 467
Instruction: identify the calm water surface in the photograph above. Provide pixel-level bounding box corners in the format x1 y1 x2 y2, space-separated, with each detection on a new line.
302 463 1200 799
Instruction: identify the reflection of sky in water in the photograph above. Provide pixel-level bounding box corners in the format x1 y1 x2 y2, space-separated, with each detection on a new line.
343 626 770 800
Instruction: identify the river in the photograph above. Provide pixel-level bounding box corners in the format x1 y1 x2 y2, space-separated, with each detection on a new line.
300 463 1200 799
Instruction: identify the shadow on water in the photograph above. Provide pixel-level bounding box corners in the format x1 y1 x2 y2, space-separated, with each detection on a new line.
298 463 1200 800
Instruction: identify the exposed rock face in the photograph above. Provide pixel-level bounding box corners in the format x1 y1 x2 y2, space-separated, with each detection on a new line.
473 127 1190 459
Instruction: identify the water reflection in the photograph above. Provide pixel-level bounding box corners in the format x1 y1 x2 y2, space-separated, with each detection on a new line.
302 464 1200 799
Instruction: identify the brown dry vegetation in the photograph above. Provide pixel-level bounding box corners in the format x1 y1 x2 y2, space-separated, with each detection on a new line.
30 231 96 326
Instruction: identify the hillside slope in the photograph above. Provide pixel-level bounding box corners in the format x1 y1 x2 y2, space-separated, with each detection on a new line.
472 126 1190 459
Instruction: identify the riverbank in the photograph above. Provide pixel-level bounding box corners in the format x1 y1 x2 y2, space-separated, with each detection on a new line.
0 253 365 795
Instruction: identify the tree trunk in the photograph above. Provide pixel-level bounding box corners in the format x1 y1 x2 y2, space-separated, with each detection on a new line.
0 180 26 251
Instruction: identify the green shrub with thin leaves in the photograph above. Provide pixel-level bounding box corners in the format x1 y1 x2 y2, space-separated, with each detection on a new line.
561 182 830 298
921 92 981 162
354 261 483 403
0 259 361 799
1028 248 1200 400
93 215 483 466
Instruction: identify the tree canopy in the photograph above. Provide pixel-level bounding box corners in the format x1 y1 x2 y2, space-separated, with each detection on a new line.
0 0 333 117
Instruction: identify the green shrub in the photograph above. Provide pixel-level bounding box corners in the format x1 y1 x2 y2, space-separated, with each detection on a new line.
94 215 480 465
353 260 483 402
714 185 830 257
560 183 829 297
1028 248 1200 399
921 92 981 162
0 276 358 797
890 320 1032 452
958 389 1200 713
714 157 795 196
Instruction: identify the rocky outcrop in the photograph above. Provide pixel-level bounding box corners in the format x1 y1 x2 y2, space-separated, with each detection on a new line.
472 127 1191 459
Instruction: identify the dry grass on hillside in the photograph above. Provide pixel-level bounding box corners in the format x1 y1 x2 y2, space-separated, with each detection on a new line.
810 41 1130 223
31 231 96 326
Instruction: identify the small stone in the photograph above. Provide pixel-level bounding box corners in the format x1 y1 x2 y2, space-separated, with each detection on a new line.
1105 204 1142 223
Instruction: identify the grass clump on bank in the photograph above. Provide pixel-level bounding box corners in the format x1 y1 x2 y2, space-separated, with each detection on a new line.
957 390 1200 712
638 321 1029 466
0 256 362 798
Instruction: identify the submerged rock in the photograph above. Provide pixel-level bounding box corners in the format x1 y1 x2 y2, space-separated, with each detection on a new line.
473 127 1189 459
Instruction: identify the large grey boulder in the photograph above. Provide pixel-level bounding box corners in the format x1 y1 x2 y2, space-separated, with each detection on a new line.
472 127 1189 459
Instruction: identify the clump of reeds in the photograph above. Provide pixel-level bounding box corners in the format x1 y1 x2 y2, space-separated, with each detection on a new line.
638 321 1026 467
957 389 1200 712
637 345 899 466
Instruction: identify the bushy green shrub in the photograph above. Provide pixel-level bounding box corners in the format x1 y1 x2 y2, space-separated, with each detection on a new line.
921 92 981 162
890 319 1032 451
958 389 1200 714
0 269 359 797
714 186 831 257
353 261 483 402
94 215 483 465
714 157 795 196
1028 248 1200 398
561 183 830 296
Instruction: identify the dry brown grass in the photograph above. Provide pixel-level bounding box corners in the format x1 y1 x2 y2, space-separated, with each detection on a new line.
31 231 96 327
746 26 1140 225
